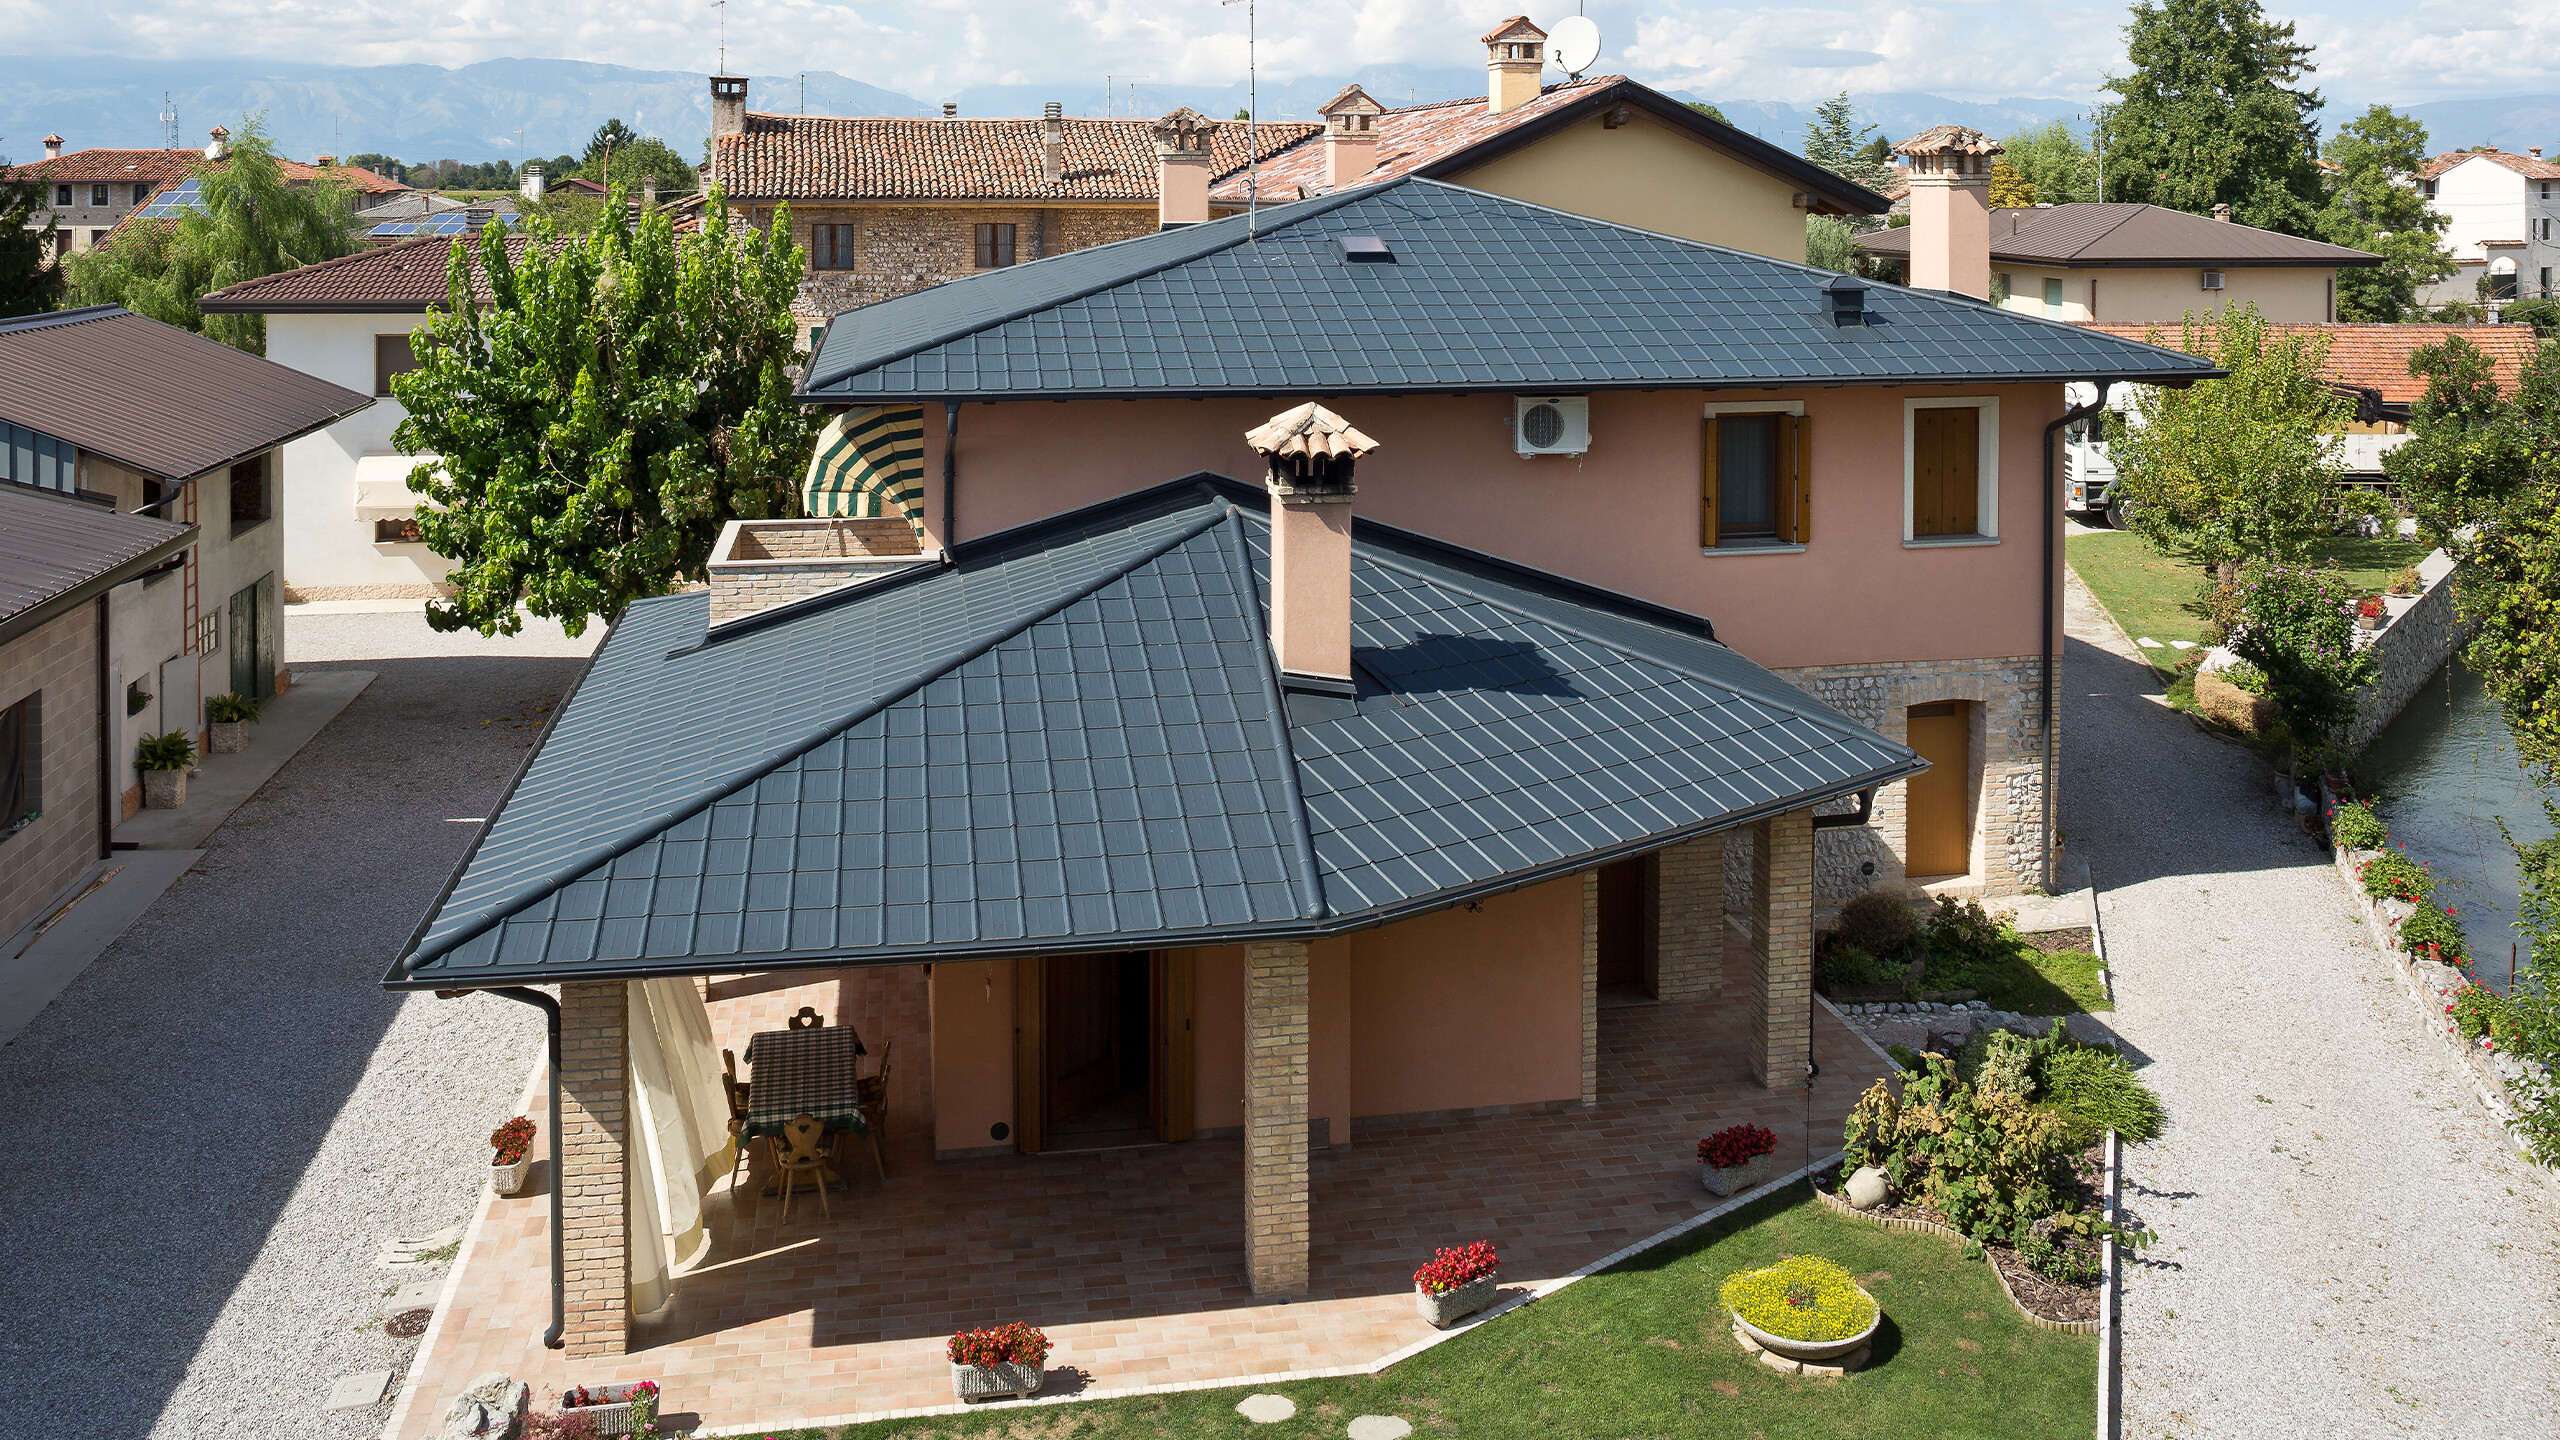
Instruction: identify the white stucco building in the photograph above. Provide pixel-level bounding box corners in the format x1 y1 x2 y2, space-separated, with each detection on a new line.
2413 147 2560 308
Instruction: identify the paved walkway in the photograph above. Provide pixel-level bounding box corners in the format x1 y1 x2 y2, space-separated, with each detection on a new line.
2061 570 2560 1437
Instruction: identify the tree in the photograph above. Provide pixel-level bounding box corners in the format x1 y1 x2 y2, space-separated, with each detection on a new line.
2001 121 2096 204
343 152 406 183
1988 157 2036 207
577 120 696 192
0 173 60 317
2317 105 2455 321
2227 563 2375 752
1805 214 1862 274
2100 0 2326 235
1686 100 1730 126
2106 304 2350 577
389 188 819 637
583 119 643 169
64 117 359 354
1801 92 1894 194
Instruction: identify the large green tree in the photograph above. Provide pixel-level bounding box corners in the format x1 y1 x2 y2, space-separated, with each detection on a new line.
63 117 359 353
2101 0 2326 234
390 189 818 637
2107 304 2351 577
2318 105 2456 321
1801 92 1895 194
581 119 695 191
0 172 60 317
2000 120 2098 205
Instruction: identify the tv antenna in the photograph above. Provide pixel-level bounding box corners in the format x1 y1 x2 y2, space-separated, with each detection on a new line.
159 92 179 148
1221 0 1257 238
1105 74 1153 118
714 0 727 71
799 73 807 114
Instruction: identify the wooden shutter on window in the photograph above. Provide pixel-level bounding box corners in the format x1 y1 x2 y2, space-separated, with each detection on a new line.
1699 417 1720 550
1913 407 1979 537
1777 412 1810 544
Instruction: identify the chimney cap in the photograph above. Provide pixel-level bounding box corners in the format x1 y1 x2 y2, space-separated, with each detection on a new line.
1248 401 1379 462
1043 100 1062 121
42 133 62 145
1319 84 1387 119
1480 15 1548 43
1153 106 1215 157
941 101 959 119
1892 125 2000 158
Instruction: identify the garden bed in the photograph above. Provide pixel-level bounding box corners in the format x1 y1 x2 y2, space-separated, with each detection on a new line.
1812 1146 2107 1332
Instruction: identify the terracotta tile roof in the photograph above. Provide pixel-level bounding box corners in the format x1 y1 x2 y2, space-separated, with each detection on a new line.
199 233 534 313
2418 149 2560 182
2077 322 2540 405
5 148 406 194
712 112 1321 203
1860 202 2376 268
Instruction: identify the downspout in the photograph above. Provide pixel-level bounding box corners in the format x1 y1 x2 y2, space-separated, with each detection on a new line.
474 985 566 1349
95 594 111 859
942 402 960 548
2041 382 2111 893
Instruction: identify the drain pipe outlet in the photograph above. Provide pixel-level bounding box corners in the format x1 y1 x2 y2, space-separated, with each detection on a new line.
473 985 566 1349
2041 381 2111 894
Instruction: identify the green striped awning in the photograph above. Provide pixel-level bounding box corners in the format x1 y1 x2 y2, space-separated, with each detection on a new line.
804 407 926 533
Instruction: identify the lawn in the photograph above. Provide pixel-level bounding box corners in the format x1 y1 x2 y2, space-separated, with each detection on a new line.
2067 529 2431 679
1925 937 2111 1015
798 1188 2095 1440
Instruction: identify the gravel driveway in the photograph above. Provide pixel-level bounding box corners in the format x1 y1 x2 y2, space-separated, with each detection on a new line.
2062 571 2560 1437
0 609 593 1439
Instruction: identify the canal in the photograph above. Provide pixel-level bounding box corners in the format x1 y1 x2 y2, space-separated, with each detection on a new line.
2354 659 2555 992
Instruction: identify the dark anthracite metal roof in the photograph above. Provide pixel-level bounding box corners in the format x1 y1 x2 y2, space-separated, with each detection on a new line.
391 476 1922 988
797 178 2221 404
0 483 196 644
1857 203 2382 270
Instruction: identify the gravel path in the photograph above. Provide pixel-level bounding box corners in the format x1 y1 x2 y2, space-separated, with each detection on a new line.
2062 570 2560 1438
0 609 593 1439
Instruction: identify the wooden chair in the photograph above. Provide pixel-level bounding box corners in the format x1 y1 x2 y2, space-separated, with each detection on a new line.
851 1039 893 1181
788 1005 825 1030
721 1048 754 1184
774 1113 835 1221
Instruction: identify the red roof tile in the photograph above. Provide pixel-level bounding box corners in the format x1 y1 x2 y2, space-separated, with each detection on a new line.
2077 322 2540 405
712 112 1320 203
6 147 406 194
2417 149 2560 182
199 234 533 313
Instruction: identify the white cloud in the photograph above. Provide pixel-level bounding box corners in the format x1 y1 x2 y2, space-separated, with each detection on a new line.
2293 3 2560 105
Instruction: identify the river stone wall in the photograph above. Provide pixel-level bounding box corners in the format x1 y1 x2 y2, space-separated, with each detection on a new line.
2339 549 2463 757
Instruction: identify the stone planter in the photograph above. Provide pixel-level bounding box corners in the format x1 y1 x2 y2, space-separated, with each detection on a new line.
560 1381 653 1436
1732 1300 1881 1363
140 768 186 809
1701 1152 1778 1196
1415 1272 1500 1328
951 1360 1044 1402
490 1154 531 1196
207 720 250 754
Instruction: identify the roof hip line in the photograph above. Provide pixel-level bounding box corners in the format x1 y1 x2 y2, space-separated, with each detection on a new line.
400 500 1239 974
1218 503 1327 922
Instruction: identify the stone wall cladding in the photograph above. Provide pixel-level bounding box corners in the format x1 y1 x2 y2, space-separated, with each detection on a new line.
706 558 922 625
0 603 103 944
558 980 630 1358
1655 833 1725 1001
1242 941 1311 1296
1747 808 1816 1088
281 583 453 604
782 204 1158 322
2339 551 2463 756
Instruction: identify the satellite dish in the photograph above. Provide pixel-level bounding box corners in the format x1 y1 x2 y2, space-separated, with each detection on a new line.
1549 15 1602 78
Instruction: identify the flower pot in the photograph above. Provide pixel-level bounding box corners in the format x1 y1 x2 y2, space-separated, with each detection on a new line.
560 1381 655 1436
207 720 250 754
951 1360 1044 1402
141 768 186 809
491 1155 531 1196
2357 612 2381 632
1732 1301 1882 1362
1415 1272 1500 1328
1701 1152 1777 1196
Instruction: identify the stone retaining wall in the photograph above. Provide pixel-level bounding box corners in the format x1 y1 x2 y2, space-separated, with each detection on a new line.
2338 549 2463 757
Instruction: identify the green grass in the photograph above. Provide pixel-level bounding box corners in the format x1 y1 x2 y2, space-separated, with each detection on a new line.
1927 942 2112 1016
2068 529 2431 679
791 1189 2094 1440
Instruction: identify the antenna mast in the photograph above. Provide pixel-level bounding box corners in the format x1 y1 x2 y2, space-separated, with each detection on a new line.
160 92 179 148
1221 0 1257 238
715 0 728 71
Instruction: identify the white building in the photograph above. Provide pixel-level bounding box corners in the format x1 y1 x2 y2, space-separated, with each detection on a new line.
2413 147 2560 307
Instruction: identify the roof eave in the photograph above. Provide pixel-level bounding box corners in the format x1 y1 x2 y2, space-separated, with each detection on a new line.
807 369 2221 404
197 298 438 315
0 514 199 647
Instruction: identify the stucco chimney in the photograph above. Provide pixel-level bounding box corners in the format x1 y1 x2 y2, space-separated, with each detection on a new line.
942 101 959 120
1153 107 1213 228
643 173 659 208
2533 146 2546 159
1482 16 1548 115
1041 101 1065 184
1247 403 1377 686
2212 202 2232 222
706 518 936 626
1318 85 1385 191
520 161 545 202
205 126 230 162
42 134 62 160
1892 125 2001 298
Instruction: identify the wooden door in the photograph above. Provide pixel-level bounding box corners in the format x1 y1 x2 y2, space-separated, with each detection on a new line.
1149 952 1196 1142
1012 957 1046 1153
1911 408 1980 537
1043 953 1120 1123
227 584 258 700
1595 856 1653 992
1905 702 1971 877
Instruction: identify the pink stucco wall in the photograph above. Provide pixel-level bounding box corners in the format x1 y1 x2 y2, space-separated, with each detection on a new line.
916 383 2064 669
1347 875 1585 1117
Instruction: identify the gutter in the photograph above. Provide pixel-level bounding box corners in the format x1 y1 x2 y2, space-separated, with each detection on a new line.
2041 381 2112 892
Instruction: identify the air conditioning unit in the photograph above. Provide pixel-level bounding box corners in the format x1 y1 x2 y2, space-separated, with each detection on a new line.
1512 396 1591 457
2200 270 2226 291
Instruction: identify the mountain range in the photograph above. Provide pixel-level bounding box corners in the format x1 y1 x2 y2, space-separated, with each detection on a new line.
0 55 2544 171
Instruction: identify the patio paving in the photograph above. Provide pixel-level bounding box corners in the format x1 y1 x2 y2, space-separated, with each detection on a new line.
392 948 1888 1435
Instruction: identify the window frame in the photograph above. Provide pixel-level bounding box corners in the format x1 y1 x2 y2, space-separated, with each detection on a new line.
132 183 152 206
0 691 33 842
1902 396 2001 546
89 183 108 207
974 221 1018 269
373 333 419 397
811 222 858 270
53 184 70 207
1700 399 1809 555
229 452 272 536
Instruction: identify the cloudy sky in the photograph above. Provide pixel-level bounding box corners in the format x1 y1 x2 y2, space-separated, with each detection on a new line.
1 0 2549 108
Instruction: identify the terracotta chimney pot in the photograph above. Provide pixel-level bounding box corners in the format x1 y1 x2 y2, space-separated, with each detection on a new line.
1317 85 1386 190
2212 202 2233 222
1153 107 1214 228
1481 16 1548 115
1891 124 2001 298
43 134 63 160
1248 403 1378 684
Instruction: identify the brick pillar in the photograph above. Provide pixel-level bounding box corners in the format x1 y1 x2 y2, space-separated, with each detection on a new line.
1243 941 1311 1296
1580 872 1599 1107
1654 833 1726 1001
1747 809 1815 1089
559 980 631 1357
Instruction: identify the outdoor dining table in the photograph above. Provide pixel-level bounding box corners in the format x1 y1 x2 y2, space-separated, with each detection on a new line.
739 1025 870 1141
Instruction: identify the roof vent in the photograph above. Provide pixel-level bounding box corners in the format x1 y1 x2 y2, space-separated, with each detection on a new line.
2200 270 2226 291
942 101 959 119
1824 274 1868 327
1335 235 1393 263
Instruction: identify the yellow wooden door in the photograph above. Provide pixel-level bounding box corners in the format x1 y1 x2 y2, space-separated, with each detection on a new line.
1905 702 1971 877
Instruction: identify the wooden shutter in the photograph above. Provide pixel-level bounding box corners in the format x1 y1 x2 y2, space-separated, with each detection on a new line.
1012 956 1045 1153
1913 407 1980 537
1699 417 1721 550
1777 412 1811 545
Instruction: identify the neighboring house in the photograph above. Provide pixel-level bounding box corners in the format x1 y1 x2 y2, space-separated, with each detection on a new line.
2412 146 2560 306
7 129 407 257
0 484 192 948
0 308 370 812
1858 197 2379 323
199 237 525 601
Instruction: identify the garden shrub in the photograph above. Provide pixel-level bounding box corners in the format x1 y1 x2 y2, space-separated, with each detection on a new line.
1816 941 1891 989
2019 1217 2102 1285
1843 1054 2067 1241
2329 800 2387 851
2398 901 2468 966
1718 1255 1878 1342
1832 889 1916 959
2358 849 2434 902
2228 562 2379 749
2036 1044 2166 1148
1920 896 2011 970
2450 984 2523 1049
1884 1043 1921 1072
2218 658 2271 694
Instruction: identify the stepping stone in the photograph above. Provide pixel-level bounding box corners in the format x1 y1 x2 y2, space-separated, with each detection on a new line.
2135 636 2163 648
378 1279 440 1320
1237 1394 1298 1424
324 1370 392 1410
1349 1418 1414 1440
2169 639 2195 649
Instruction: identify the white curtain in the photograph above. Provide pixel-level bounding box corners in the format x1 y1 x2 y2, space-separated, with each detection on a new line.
626 977 738 1317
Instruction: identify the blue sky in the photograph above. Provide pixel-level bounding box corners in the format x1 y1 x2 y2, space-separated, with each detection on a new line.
0 0 2546 111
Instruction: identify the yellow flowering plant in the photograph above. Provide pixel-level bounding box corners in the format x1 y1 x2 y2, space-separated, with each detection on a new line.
1718 1255 1878 1342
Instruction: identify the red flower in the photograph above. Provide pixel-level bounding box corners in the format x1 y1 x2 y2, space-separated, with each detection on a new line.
1413 1240 1499 1294
1697 1124 1778 1169
948 1322 1051 1369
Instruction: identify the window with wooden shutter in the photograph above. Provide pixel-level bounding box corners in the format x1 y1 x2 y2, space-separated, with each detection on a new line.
1702 409 1810 549
1911 405 1981 537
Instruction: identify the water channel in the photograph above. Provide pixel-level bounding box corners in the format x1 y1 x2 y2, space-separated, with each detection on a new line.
2354 659 2555 993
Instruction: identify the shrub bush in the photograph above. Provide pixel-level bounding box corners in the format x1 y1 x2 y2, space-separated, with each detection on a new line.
1843 1053 2068 1241
1832 889 1916 959
204 691 262 723
134 729 197 772
2329 800 2387 851
1920 896 2011 970
2358 849 2434 902
2399 901 2468 966
1698 1124 1778 1169
949 1321 1052 1369
2036 1044 2166 1148
2450 984 2523 1049
1816 941 1893 989
2019 1216 2102 1285
2218 659 2271 694
1718 1255 1878 1342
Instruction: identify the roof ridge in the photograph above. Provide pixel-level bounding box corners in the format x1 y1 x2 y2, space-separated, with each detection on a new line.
1217 506 1327 921
0 304 123 336
201 233 463 300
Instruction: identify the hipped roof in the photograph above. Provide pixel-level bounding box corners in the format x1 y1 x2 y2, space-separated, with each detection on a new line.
1857 203 2380 270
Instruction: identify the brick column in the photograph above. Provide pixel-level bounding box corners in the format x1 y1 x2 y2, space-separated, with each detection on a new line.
1654 833 1726 1001
1580 873 1600 1107
559 980 631 1357
1243 941 1311 1296
1747 809 1815 1089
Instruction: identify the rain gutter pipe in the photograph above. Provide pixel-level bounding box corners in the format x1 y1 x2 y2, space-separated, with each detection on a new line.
474 985 565 1349
943 402 960 546
2041 381 2111 894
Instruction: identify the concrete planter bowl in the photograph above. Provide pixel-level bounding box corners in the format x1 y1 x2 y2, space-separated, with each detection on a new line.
207 720 250 754
490 1155 531 1196
1732 1300 1881 1363
951 1360 1044 1402
1416 1272 1500 1328
1702 1152 1778 1197
140 768 186 809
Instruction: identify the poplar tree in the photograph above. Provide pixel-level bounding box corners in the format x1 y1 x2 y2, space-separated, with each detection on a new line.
2100 0 2326 234
0 171 59 317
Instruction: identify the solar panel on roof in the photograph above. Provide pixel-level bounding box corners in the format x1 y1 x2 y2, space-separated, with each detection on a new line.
132 177 202 218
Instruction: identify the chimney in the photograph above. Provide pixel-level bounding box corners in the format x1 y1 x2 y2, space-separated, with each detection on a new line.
643 173 659 208
1153 107 1213 228
520 161 545 202
1041 101 1064 184
42 134 62 160
2533 146 2546 159
1891 125 2001 298
942 101 959 120
2212 202 2233 222
1247 403 1377 687
705 518 935 626
205 126 230 161
1481 16 1548 115
1318 85 1385 190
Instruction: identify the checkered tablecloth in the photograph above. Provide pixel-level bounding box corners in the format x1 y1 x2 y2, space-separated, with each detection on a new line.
740 1026 870 1139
